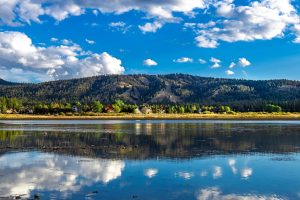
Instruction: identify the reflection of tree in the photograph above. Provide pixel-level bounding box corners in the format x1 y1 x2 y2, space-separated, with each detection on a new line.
0 130 23 141
0 123 300 159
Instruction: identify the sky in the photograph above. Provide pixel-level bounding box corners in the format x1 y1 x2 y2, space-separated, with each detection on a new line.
0 0 300 82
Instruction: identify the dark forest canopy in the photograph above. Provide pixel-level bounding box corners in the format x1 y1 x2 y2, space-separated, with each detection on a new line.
1 74 300 112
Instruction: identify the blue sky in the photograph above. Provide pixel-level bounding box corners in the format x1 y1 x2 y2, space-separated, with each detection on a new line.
0 0 300 82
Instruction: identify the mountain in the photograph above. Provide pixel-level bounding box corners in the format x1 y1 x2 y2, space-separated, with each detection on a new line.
0 79 19 86
0 74 300 106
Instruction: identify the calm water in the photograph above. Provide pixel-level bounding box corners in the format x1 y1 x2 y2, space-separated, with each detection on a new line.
0 120 300 200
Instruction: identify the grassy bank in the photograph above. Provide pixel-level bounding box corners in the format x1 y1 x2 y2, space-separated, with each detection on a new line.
0 113 299 120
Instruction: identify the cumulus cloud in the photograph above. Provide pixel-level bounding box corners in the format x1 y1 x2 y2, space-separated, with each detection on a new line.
225 70 235 76
195 0 300 48
229 62 236 69
139 21 163 33
143 59 158 66
51 37 58 42
210 57 221 68
293 24 300 43
0 0 207 28
0 31 125 82
197 187 283 200
173 57 193 63
0 152 125 198
238 58 251 67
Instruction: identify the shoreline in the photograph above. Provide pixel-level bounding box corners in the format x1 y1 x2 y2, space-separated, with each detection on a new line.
0 113 299 120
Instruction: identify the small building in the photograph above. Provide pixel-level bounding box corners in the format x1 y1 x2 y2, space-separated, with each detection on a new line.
140 106 152 114
104 105 115 113
134 107 142 114
72 105 79 112
198 108 202 114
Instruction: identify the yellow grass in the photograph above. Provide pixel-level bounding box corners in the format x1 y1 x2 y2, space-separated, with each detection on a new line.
0 112 299 120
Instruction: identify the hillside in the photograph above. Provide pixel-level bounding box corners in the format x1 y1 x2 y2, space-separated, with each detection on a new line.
0 74 300 107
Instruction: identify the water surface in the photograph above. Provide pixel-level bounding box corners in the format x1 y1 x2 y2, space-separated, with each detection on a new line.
0 120 299 199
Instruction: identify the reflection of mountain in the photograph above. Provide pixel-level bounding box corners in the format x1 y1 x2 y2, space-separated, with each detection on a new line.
1 122 300 159
0 152 124 198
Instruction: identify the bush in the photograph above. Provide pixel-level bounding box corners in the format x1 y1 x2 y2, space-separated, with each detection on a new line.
264 104 282 113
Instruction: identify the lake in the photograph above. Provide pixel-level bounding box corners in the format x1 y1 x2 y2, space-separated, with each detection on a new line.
0 120 300 200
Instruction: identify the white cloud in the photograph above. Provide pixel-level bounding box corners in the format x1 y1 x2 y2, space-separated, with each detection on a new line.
197 187 283 200
229 62 236 69
143 59 158 66
173 57 193 63
139 21 163 33
196 35 218 48
51 37 58 42
0 0 207 27
144 168 158 178
0 31 125 82
110 21 126 28
210 57 221 68
238 58 251 67
195 0 300 48
293 24 300 43
109 21 131 33
226 70 235 75
85 39 95 45
214 0 235 17
199 58 207 64
0 152 125 198
92 9 99 16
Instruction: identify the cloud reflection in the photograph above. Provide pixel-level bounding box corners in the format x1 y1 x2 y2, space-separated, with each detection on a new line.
144 168 158 178
0 152 125 198
241 168 253 180
212 166 222 179
197 187 283 200
176 171 194 180
228 159 238 175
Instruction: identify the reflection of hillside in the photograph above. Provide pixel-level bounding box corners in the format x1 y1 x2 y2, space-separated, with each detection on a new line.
0 123 300 159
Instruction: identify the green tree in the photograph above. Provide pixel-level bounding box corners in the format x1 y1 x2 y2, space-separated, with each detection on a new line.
112 100 125 113
265 104 282 113
92 101 104 113
0 97 7 114
178 105 185 113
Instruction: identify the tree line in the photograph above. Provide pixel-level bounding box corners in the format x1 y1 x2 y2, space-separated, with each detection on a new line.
0 97 288 115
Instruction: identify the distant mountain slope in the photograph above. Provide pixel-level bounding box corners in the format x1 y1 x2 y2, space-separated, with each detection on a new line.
0 79 19 86
0 74 300 104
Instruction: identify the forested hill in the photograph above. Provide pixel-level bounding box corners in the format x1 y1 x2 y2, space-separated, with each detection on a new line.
1 74 300 106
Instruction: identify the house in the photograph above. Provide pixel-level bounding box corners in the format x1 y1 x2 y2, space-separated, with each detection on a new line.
140 106 152 114
134 107 142 114
104 105 115 113
72 105 79 112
